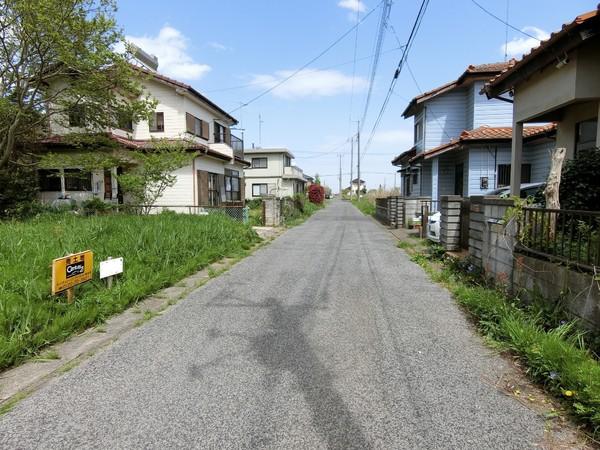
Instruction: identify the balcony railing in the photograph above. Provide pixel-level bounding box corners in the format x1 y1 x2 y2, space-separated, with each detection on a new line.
283 166 304 179
231 134 244 160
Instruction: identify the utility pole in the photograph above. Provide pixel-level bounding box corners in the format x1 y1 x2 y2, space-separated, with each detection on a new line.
350 137 354 199
338 154 342 196
258 114 264 146
357 120 361 199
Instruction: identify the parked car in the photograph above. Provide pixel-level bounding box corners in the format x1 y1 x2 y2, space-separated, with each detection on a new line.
427 211 441 243
487 182 545 200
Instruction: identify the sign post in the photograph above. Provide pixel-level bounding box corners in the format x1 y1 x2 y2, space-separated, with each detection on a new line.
100 257 123 288
51 251 94 303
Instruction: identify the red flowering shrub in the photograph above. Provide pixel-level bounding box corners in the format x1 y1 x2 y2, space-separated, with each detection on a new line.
308 184 325 204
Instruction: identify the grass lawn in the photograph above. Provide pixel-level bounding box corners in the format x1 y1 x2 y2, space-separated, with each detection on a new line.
0 212 259 370
352 197 376 216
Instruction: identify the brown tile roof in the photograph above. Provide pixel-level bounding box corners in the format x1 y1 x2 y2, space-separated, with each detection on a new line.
484 7 600 96
421 124 556 160
133 66 238 125
402 61 511 117
391 146 417 166
39 134 251 166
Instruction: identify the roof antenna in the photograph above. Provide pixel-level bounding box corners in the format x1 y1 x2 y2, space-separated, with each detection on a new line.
503 0 510 61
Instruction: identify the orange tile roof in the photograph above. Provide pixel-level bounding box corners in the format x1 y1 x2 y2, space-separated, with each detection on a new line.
485 7 600 95
420 124 556 160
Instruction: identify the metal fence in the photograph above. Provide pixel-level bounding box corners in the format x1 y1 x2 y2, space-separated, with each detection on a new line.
516 206 600 271
114 204 249 223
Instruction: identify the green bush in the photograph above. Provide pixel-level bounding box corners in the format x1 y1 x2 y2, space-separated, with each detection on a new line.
560 147 600 211
0 161 40 219
0 213 259 369
81 197 113 215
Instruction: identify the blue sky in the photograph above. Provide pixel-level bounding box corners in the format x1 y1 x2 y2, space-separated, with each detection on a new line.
116 0 594 191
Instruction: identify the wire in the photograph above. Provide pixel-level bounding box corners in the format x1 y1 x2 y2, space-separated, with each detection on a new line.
359 0 393 132
206 47 402 94
228 1 383 114
470 0 542 42
361 0 430 159
347 4 361 133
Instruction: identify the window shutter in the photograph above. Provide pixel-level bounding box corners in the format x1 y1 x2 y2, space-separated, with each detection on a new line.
186 113 195 134
201 120 210 140
197 170 209 205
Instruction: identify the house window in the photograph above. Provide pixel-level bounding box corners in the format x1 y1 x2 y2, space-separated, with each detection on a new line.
576 118 597 154
252 157 268 169
497 164 531 187
414 120 423 143
38 169 62 191
117 111 133 132
252 183 268 197
208 172 220 206
225 169 240 201
149 112 164 132
186 113 209 140
68 106 85 127
64 169 92 191
214 122 229 145
283 155 291 167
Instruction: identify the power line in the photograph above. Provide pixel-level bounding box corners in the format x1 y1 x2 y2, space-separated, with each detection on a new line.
228 1 383 114
361 0 430 159
207 47 402 95
470 0 542 42
359 0 393 133
347 4 361 132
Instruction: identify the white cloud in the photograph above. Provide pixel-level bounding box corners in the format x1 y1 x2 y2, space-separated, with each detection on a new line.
338 0 366 13
207 41 232 52
501 26 550 58
125 26 211 80
249 69 368 100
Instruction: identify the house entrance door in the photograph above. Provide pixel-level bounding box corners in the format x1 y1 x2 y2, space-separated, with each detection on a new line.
454 163 464 196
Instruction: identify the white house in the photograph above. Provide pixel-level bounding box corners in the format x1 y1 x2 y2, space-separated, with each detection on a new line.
243 148 307 199
38 66 249 209
350 178 366 194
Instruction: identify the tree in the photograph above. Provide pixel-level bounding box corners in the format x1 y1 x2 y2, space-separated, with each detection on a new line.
116 140 193 214
0 0 154 169
559 147 600 212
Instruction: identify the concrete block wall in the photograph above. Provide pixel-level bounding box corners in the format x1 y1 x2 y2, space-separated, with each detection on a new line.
468 196 485 264
440 195 462 251
262 197 281 226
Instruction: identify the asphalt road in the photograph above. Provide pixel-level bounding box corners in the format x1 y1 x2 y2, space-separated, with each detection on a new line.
0 200 544 449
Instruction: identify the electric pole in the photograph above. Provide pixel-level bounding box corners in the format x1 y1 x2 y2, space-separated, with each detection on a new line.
357 120 361 199
338 154 342 196
350 137 354 199
258 114 264 146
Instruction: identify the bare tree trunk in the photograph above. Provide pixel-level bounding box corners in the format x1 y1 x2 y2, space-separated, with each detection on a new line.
544 147 567 239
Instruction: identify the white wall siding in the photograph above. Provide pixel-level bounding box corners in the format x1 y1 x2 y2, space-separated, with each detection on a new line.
472 81 513 128
424 89 467 150
154 164 194 206
134 80 186 140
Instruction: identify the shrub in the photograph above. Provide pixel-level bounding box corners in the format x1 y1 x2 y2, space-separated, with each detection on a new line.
0 161 39 219
81 197 113 215
293 193 306 213
560 147 600 211
308 184 325 204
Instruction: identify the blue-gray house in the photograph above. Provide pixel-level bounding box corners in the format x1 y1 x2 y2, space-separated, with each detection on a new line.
392 63 556 204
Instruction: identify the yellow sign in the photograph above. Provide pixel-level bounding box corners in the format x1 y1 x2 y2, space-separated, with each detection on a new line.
51 251 94 295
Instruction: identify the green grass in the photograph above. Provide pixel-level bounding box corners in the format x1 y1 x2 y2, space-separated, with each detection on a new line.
406 245 600 437
0 212 259 370
352 197 376 216
283 201 323 227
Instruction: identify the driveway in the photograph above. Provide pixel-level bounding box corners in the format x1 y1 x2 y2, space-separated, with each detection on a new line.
0 200 544 449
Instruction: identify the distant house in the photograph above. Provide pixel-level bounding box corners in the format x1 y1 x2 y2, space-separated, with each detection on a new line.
38 66 249 209
484 7 600 195
350 178 366 194
243 148 307 199
392 63 556 202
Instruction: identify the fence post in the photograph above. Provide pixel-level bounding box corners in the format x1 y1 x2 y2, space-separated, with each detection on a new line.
440 195 462 251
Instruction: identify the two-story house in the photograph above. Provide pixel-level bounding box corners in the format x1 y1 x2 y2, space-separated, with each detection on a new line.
392 63 556 204
38 66 249 209
484 6 600 196
243 148 307 199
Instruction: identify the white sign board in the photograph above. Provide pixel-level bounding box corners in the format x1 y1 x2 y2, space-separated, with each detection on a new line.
100 257 123 279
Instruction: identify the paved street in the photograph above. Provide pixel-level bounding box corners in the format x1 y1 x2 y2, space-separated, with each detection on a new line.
0 200 544 449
